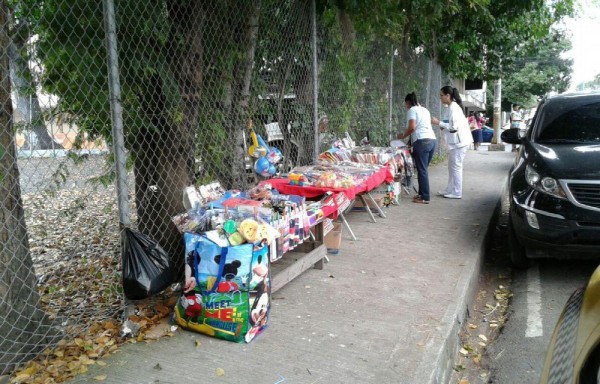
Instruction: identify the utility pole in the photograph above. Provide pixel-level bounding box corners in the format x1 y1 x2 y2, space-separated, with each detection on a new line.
492 79 502 144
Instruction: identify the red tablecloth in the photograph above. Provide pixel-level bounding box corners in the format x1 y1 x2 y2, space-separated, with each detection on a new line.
264 166 393 200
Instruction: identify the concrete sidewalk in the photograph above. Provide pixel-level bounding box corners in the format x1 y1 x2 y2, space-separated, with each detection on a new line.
72 150 515 384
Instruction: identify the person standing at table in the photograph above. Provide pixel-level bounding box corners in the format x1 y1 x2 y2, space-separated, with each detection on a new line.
397 92 437 204
431 86 473 199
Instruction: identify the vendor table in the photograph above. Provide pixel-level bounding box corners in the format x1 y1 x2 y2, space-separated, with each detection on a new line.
267 166 392 201
265 167 393 240
269 191 354 291
270 221 326 293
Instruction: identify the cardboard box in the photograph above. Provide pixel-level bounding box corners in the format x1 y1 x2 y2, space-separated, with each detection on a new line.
352 196 385 209
324 222 342 254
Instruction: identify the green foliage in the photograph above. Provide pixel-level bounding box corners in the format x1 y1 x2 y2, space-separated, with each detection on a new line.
502 29 573 107
407 0 575 80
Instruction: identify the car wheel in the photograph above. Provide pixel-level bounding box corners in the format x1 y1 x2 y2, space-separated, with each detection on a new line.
542 287 585 384
507 212 531 269
579 341 600 384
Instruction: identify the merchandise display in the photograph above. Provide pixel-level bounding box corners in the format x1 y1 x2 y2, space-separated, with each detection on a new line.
169 138 394 343
269 165 393 200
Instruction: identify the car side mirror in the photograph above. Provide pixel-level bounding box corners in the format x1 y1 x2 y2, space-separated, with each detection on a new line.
501 128 524 144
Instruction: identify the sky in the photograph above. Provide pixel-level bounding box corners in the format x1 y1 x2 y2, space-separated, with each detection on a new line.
562 0 600 90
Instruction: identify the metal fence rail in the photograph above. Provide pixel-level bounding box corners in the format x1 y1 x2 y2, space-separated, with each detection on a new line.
0 0 445 377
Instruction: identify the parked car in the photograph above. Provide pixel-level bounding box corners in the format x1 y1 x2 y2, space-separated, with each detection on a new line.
540 264 600 383
501 91 600 267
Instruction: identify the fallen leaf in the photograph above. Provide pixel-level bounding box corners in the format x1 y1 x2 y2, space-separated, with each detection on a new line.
94 375 107 381
154 363 162 370
216 367 225 377
478 334 488 342
459 379 470 384
467 323 477 329
478 342 487 347
459 348 469 356
97 361 107 367
13 374 31 383
195 340 202 347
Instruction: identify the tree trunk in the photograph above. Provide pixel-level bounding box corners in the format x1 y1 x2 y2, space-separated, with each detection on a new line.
132 1 206 271
221 0 261 189
0 2 59 373
7 38 62 150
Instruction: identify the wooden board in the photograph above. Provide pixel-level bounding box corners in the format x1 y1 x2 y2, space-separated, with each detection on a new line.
270 240 326 293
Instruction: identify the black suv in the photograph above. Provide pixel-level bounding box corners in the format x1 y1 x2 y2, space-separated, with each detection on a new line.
501 91 600 267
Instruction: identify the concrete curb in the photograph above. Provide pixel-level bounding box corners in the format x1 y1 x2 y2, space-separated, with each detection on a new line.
414 177 507 384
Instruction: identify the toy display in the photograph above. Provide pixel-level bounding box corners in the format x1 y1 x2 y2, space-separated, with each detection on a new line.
247 120 282 177
287 162 383 189
174 233 271 343
170 141 394 344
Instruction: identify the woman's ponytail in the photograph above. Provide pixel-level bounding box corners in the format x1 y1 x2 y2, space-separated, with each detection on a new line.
452 87 464 112
404 92 419 107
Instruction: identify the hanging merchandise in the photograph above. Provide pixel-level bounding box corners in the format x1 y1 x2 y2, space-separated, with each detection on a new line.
174 233 271 343
122 228 174 300
248 120 281 177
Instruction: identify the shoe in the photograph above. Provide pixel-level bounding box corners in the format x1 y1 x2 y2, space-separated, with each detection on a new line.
437 191 449 196
443 194 462 199
412 196 430 204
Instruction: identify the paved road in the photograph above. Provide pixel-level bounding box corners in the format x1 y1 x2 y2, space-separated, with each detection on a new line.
487 258 598 383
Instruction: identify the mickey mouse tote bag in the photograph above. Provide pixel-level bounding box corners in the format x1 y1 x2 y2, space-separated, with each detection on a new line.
174 232 271 343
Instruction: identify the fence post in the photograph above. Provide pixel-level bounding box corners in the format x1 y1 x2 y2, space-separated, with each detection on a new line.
311 0 319 161
388 46 394 143
102 0 130 227
425 59 432 110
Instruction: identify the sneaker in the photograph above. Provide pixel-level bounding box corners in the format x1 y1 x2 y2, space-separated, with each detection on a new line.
437 190 449 196
443 194 462 199
412 196 430 204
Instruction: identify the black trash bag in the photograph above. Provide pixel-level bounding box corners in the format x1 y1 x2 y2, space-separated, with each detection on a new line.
122 228 174 300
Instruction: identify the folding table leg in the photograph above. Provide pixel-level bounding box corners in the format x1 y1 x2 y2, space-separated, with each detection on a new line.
359 194 377 223
366 192 387 218
339 212 357 241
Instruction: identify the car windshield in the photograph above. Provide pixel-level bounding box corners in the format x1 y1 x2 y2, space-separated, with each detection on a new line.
535 100 600 143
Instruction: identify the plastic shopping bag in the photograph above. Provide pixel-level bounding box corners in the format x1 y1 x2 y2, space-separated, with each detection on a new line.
122 228 174 300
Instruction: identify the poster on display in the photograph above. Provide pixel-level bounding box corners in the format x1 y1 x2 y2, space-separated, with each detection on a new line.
174 233 271 343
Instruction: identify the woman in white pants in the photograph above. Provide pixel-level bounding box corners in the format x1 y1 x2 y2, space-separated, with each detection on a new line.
431 86 473 199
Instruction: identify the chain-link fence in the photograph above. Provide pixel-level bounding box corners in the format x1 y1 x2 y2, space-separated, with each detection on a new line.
1 0 447 379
